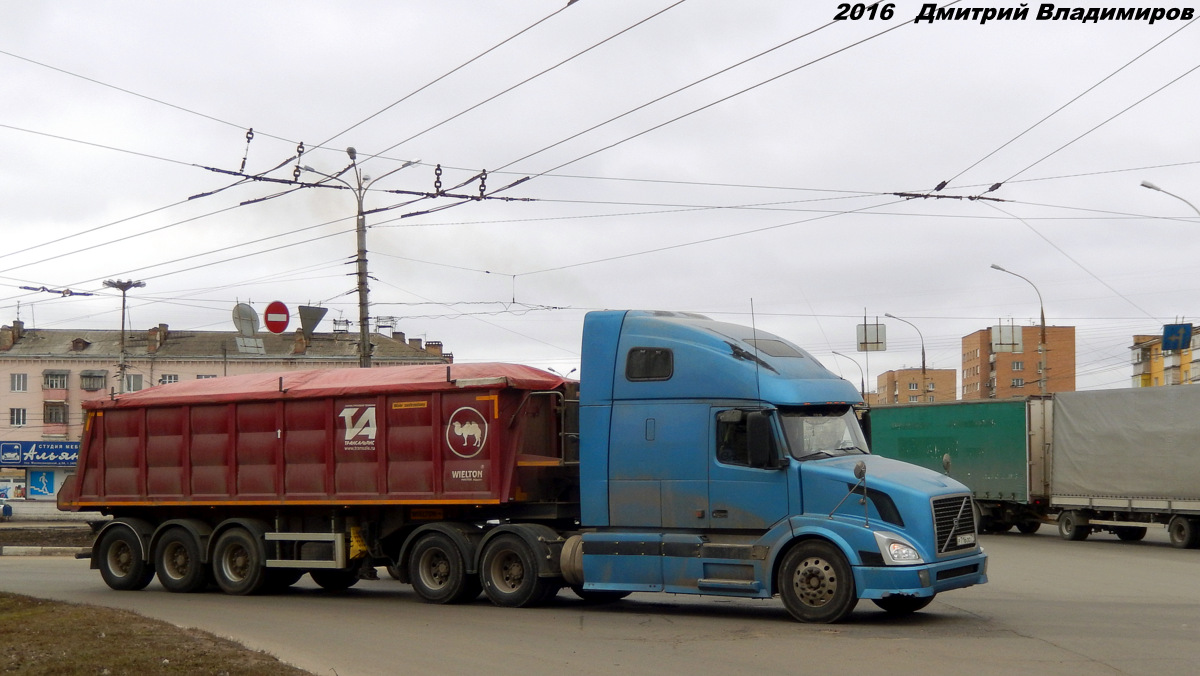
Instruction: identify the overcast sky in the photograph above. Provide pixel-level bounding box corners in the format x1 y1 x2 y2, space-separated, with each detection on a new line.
2 1 1197 393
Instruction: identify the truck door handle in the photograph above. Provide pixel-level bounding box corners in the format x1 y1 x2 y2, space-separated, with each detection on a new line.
712 510 728 519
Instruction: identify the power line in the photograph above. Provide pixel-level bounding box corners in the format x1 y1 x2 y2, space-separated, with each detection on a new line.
940 17 1197 191
361 1 688 172
487 5 947 192
313 2 581 158
0 48 299 147
1003 61 1200 185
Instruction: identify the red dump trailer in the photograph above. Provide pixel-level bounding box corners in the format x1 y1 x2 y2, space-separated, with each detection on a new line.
60 364 576 597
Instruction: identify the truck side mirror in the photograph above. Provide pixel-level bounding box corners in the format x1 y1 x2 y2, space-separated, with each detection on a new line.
746 411 782 469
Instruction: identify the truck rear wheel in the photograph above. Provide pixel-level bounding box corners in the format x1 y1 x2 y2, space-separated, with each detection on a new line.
480 534 554 608
1168 516 1200 549
153 528 207 593
97 527 155 591
409 532 478 604
778 541 858 623
212 528 266 595
1058 511 1089 541
1016 521 1041 535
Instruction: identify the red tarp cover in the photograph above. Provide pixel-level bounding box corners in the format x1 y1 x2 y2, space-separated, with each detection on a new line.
85 363 566 410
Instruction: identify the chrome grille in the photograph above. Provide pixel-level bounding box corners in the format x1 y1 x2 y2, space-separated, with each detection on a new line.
932 494 977 556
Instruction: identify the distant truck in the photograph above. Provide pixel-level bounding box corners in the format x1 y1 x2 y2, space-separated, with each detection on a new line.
866 387 1200 548
59 310 986 622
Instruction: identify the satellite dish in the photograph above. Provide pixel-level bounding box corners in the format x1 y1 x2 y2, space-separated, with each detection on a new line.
232 303 259 337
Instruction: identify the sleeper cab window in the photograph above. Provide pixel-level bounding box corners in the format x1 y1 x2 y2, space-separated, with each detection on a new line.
626 347 673 382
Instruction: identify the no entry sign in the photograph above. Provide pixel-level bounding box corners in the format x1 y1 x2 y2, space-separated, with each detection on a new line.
264 301 290 333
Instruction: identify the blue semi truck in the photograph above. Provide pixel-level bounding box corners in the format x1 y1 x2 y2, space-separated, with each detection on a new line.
62 310 985 623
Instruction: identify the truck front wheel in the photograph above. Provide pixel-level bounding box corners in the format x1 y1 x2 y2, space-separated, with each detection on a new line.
153 528 207 593
480 534 555 608
97 527 154 591
1058 511 1089 541
212 528 266 595
778 541 858 623
409 533 478 604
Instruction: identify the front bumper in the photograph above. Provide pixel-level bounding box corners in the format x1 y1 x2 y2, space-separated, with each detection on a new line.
853 549 988 600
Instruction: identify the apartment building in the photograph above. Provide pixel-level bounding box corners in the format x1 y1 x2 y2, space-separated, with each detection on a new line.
872 368 957 405
961 325 1075 399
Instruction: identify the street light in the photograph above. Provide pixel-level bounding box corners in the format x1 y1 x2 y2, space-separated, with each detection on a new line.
1141 180 1200 218
990 263 1047 395
103 279 145 394
831 350 866 400
303 151 421 368
883 313 926 400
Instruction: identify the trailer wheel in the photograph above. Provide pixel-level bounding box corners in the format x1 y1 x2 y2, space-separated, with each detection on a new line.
1058 511 1089 541
212 528 266 595
480 534 553 608
310 569 360 591
1168 516 1200 549
97 527 155 591
409 532 478 604
1115 527 1147 542
778 540 858 623
153 528 207 593
872 595 934 615
1016 521 1041 535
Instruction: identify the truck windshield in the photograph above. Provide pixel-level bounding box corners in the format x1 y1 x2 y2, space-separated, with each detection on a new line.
779 407 869 461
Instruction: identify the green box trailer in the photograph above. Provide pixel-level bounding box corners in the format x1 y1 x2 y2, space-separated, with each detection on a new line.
866 398 1051 534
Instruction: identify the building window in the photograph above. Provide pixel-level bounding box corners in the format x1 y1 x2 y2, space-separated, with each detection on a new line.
196 374 218 380
908 382 918 391
159 374 179 385
124 374 143 392
927 395 935 402
1012 378 1025 388
926 382 935 391
44 403 68 425
43 372 68 389
9 408 26 426
10 373 27 392
1012 361 1024 371
80 371 108 391
908 395 919 403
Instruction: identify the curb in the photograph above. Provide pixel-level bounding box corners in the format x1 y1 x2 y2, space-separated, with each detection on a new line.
0 546 90 557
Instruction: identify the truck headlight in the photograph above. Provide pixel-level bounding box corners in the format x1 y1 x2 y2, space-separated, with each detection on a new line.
874 531 925 565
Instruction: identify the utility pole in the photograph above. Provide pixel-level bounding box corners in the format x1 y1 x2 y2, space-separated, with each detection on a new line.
303 149 420 368
104 279 145 393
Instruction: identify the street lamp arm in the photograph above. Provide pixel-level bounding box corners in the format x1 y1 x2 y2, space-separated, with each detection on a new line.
883 313 927 377
1141 180 1200 218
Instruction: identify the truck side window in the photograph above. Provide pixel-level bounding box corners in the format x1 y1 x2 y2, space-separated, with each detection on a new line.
626 347 673 381
716 411 750 466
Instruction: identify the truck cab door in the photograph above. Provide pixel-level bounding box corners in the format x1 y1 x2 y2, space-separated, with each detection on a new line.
708 409 791 530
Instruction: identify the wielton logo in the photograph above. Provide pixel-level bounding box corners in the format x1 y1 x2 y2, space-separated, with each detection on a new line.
339 405 377 450
445 407 488 459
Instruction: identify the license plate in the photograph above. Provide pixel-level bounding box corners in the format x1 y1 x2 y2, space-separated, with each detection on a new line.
957 534 976 546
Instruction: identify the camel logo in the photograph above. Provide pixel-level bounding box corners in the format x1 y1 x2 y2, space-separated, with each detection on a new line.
339 404 377 450
446 407 488 459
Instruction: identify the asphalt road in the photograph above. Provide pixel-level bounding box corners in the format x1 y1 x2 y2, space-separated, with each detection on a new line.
2 527 1198 676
